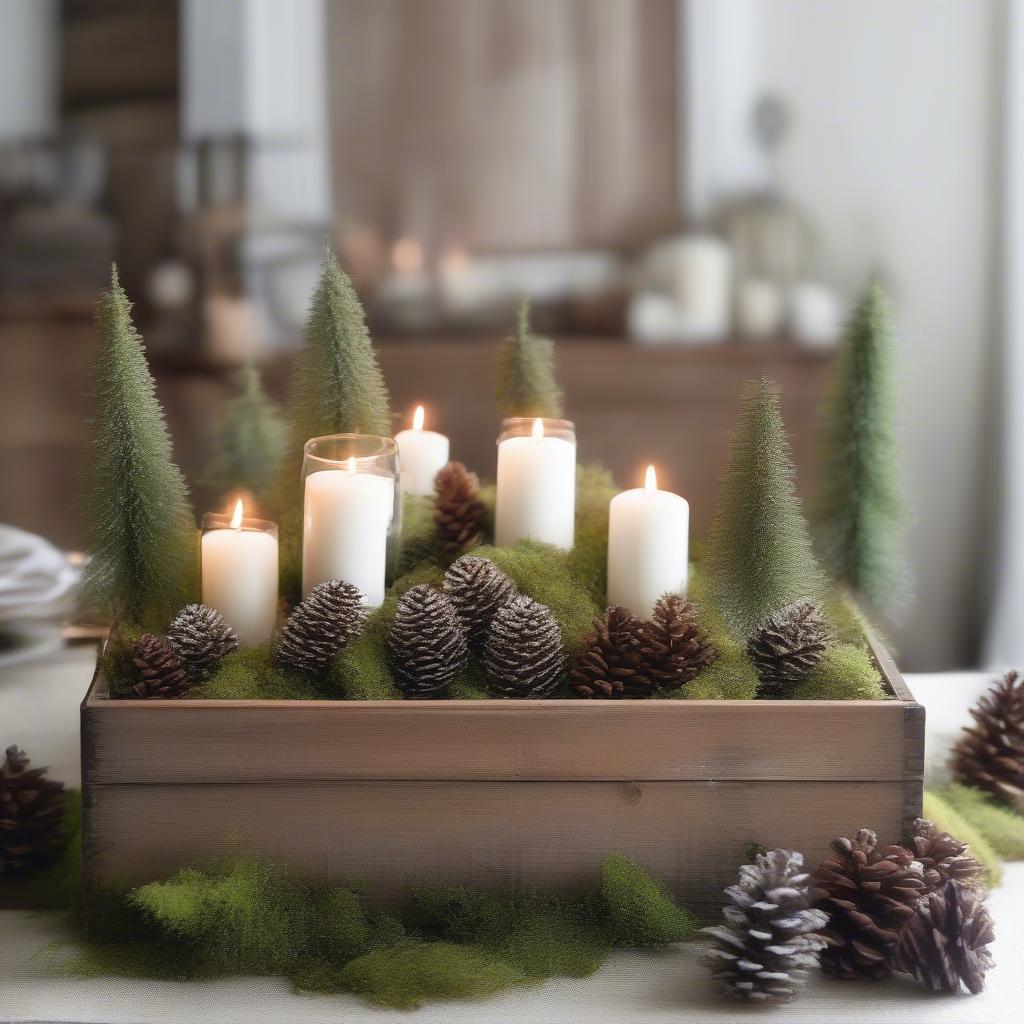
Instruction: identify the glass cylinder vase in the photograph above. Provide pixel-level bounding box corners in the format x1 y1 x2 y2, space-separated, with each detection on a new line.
301 434 401 605
494 417 576 550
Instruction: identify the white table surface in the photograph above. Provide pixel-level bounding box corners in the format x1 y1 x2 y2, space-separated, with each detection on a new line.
0 647 1019 1024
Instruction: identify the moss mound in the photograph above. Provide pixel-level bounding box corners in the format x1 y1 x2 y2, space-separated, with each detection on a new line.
566 464 618 605
788 643 887 700
938 783 1024 859
201 645 328 700
598 853 699 945
679 653 760 700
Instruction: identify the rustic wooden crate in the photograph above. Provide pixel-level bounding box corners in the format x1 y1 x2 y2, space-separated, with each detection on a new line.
81 634 923 918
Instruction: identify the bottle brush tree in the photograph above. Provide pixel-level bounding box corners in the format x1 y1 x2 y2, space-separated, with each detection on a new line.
494 298 564 419
816 280 908 615
706 378 824 637
204 364 285 502
273 247 391 512
79 267 197 631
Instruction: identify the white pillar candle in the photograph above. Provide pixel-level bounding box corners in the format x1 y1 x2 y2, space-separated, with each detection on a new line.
395 405 450 496
302 458 394 604
201 500 279 646
607 466 689 619
495 418 576 550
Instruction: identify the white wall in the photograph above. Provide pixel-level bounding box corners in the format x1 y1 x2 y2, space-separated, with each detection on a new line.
756 0 1001 668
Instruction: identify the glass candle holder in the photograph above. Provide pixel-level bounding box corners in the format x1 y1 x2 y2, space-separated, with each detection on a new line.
201 502 279 646
495 417 576 550
301 434 401 605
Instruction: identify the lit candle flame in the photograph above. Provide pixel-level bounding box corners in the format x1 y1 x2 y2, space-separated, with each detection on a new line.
347 456 357 475
644 465 658 493
230 498 244 530
413 405 425 431
532 418 544 441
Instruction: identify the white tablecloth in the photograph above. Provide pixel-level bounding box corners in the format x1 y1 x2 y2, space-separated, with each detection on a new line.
0 648 1019 1024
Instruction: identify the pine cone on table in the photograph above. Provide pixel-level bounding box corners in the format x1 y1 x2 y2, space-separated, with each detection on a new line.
0 746 66 875
640 595 716 689
129 633 190 699
812 828 927 980
484 595 565 698
702 849 829 1004
442 555 518 648
434 461 486 554
569 606 652 699
907 817 982 896
746 600 833 698
277 580 367 677
389 585 469 699
894 879 995 994
167 603 240 683
949 670 1024 809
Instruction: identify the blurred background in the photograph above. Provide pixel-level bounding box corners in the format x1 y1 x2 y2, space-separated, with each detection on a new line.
0 0 1018 671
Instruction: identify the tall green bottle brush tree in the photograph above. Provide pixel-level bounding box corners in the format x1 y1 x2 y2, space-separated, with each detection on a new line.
816 281 908 616
706 378 825 638
79 267 197 631
494 298 564 419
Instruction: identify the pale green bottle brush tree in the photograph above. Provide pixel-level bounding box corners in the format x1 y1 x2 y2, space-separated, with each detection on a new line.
494 298 564 419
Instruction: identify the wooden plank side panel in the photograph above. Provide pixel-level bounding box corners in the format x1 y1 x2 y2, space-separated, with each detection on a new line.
83 697 915 784
85 780 904 919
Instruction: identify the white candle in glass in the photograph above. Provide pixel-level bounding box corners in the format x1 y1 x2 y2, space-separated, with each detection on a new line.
302 457 394 604
201 500 279 646
395 405 450 496
495 417 576 550
607 466 689 619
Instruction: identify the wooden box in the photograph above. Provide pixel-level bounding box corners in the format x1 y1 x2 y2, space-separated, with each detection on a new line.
81 634 923 918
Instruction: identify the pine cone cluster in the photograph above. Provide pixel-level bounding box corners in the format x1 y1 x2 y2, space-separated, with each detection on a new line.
949 670 1024 809
484 595 565 698
443 555 518 648
0 746 66 875
894 880 995 994
167 603 240 683
389 584 469 698
909 817 982 895
570 606 651 698
434 461 486 554
702 849 828 1004
643 595 716 688
747 600 832 697
813 828 926 980
277 580 367 677
130 633 190 699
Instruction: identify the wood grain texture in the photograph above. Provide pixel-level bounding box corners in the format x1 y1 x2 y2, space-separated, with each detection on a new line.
84 779 905 918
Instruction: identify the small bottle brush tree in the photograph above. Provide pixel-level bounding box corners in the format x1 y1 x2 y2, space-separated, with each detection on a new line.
494 298 563 419
273 248 391 513
816 280 908 615
204 364 285 502
79 267 197 631
705 378 824 638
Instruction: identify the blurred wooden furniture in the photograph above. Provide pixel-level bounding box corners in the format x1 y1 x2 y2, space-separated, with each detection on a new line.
0 319 833 549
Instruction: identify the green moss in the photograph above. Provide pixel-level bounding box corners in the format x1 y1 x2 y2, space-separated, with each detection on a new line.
598 854 698 945
100 625 145 697
200 644 329 700
566 464 618 605
335 942 528 1009
278 505 303 608
678 653 759 700
940 784 1024 859
328 563 443 699
449 659 491 699
922 790 1003 887
789 643 887 700
397 494 448 575
471 542 599 656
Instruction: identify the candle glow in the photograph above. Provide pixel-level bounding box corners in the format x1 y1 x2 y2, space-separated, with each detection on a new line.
230 498 244 529
532 417 544 441
645 465 657 492
395 405 449 496
413 405 425 431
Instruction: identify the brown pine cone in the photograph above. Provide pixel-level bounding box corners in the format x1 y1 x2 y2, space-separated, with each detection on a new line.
570 606 653 698
894 880 995 994
813 828 927 980
484 595 565 698
746 600 833 697
389 584 469 699
434 461 486 554
640 595 716 689
277 580 367 677
949 670 1024 809
443 555 518 648
130 633 190 699
167 603 240 683
906 817 982 896
0 746 67 875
